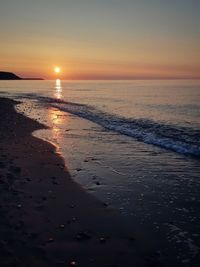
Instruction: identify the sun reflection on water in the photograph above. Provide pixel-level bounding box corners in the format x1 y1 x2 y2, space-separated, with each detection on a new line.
48 107 65 147
54 79 62 99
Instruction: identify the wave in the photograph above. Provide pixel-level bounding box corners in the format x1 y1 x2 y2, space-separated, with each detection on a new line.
21 94 200 157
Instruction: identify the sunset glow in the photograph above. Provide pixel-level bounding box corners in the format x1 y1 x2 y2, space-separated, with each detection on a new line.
0 1 199 80
54 67 61 74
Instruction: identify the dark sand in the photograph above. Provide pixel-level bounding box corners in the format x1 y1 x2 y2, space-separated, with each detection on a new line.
0 97 160 267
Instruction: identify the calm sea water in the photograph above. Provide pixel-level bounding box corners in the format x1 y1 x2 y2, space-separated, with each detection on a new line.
1 80 200 155
0 80 200 265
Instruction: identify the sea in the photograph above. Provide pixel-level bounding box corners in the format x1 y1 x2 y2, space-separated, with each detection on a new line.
0 79 200 265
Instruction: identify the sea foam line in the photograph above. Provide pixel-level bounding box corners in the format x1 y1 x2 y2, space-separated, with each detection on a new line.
20 94 200 157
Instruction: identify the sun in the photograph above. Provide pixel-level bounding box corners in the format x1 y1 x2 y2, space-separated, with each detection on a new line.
54 67 61 74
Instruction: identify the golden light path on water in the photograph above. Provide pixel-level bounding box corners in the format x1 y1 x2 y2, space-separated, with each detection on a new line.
47 106 64 156
54 79 62 99
49 79 64 153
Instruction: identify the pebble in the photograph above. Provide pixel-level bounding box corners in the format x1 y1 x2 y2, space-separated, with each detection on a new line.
47 237 54 242
69 261 77 266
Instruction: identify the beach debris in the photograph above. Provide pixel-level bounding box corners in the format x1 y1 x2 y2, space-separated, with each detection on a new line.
76 168 82 172
76 231 91 241
95 181 101 185
69 261 78 266
91 157 98 161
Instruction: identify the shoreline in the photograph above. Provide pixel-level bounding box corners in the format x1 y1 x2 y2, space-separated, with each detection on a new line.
0 97 154 266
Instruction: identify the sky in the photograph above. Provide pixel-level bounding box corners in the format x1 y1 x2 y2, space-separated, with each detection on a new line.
0 0 199 79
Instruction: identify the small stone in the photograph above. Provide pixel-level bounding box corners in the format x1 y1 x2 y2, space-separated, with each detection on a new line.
59 224 65 229
47 237 54 242
72 217 77 222
69 261 77 266
17 204 22 208
96 181 100 185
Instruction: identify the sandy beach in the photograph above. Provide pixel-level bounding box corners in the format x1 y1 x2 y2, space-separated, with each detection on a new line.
0 97 158 267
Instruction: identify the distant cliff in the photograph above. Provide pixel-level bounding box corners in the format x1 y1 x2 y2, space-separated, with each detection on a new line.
0 71 22 80
0 71 44 80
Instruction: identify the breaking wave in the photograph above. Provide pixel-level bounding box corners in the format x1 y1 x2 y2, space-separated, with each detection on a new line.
21 94 200 157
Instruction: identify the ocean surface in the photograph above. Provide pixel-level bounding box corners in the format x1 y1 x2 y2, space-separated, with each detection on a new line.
0 80 200 265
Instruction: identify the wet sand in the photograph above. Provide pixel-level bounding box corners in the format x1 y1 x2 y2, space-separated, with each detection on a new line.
0 97 159 266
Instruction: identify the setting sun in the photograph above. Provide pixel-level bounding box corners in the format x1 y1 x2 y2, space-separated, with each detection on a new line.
54 67 61 74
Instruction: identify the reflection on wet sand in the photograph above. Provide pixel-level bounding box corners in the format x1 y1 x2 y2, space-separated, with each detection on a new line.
54 79 62 99
47 107 67 157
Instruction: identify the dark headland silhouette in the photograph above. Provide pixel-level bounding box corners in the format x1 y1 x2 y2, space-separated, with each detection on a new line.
0 71 44 80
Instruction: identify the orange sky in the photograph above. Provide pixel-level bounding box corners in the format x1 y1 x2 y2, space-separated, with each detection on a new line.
0 0 199 79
